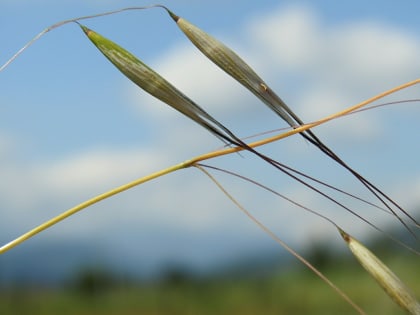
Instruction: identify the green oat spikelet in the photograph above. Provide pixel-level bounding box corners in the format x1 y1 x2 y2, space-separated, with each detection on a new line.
339 228 420 315
79 24 240 147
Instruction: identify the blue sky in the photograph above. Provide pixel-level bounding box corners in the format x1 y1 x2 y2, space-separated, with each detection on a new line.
1 1 419 277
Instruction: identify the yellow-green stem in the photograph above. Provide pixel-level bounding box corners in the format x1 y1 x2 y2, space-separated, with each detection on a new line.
0 161 189 254
0 78 418 254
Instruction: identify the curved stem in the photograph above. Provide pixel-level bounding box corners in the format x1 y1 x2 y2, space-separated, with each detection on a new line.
0 161 188 254
1 78 419 254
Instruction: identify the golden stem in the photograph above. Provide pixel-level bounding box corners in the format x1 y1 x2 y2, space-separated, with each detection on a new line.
1 78 418 254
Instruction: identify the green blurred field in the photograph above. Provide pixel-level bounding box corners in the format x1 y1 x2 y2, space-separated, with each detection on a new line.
1 252 418 315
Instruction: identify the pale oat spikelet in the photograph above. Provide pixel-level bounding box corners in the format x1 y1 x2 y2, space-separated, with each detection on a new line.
339 228 420 315
164 9 297 128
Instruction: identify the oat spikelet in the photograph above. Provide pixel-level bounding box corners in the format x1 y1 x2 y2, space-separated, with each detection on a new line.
339 228 420 314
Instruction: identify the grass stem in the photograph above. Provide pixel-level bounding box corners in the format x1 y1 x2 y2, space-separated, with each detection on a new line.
0 161 188 254
1 78 418 254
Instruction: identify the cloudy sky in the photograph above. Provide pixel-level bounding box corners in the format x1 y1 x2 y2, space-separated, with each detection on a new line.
1 1 419 277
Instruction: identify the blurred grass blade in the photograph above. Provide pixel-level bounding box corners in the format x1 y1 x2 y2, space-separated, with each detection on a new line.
79 24 241 147
163 8 419 231
339 228 420 314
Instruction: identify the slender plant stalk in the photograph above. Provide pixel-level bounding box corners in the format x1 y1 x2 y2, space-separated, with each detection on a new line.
0 161 188 254
0 78 418 255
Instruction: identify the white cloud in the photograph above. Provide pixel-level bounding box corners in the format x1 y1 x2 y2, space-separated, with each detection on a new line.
248 5 420 85
0 145 166 225
40 148 165 195
1 4 419 272
251 6 420 140
325 22 420 85
0 132 17 158
248 5 322 71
